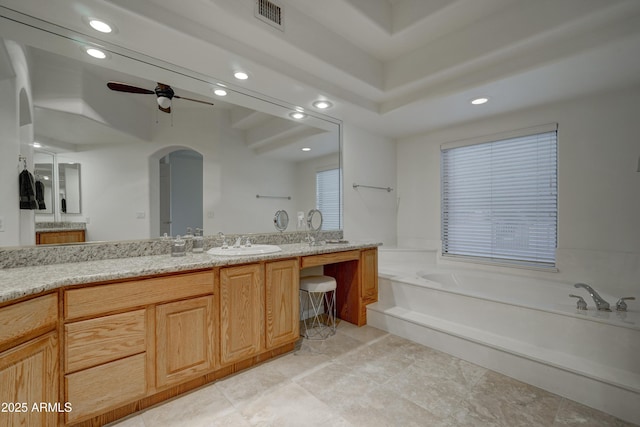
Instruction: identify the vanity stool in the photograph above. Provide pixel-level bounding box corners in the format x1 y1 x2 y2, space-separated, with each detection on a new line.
299 275 337 340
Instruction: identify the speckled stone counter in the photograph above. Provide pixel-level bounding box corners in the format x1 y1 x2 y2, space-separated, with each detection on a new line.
0 242 380 303
35 221 86 232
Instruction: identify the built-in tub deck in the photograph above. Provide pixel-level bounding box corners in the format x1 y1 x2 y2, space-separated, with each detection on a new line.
370 248 640 426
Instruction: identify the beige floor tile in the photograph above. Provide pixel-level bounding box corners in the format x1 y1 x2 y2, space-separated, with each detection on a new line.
334 322 389 344
106 329 636 427
302 329 367 358
240 382 343 427
553 398 637 427
139 384 235 427
106 414 146 427
215 362 289 407
457 370 562 427
267 347 332 379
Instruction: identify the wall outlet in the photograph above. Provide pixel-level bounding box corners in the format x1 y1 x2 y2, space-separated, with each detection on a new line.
136 212 146 219
0 216 4 232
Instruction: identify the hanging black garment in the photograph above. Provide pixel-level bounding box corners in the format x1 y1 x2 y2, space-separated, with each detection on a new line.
19 169 37 210
35 180 46 210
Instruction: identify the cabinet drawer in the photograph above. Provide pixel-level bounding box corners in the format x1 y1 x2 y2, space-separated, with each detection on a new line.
65 270 214 320
0 294 57 350
65 309 146 373
65 353 146 424
301 250 360 268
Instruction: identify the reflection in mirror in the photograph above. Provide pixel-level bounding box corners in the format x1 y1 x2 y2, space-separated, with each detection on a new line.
158 149 203 237
307 209 323 232
0 10 341 248
33 152 53 215
273 210 289 232
58 163 81 214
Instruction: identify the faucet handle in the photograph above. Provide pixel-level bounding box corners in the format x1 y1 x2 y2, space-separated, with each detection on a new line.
615 297 635 312
569 294 588 310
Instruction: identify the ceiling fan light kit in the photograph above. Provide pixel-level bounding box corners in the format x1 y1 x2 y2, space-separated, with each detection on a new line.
107 81 214 113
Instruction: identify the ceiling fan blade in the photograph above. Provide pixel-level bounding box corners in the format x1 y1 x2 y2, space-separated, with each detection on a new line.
107 81 154 95
173 95 214 106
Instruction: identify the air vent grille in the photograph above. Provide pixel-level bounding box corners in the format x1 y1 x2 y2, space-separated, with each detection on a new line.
255 0 284 31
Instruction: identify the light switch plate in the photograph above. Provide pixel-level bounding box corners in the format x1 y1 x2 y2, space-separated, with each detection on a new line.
0 216 4 232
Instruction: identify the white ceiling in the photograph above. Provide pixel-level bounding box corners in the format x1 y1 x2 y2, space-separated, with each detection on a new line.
2 0 640 139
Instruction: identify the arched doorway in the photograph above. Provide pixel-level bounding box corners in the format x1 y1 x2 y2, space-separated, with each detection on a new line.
150 147 203 238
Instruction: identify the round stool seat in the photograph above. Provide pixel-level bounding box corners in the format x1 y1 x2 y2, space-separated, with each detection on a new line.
300 275 337 293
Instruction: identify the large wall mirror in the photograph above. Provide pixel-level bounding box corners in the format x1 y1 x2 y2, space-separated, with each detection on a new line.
0 7 342 247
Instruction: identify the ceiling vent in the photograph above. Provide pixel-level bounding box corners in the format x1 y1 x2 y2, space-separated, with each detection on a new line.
255 0 284 31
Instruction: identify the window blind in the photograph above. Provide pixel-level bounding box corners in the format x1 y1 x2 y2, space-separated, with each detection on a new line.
316 168 341 230
441 130 557 267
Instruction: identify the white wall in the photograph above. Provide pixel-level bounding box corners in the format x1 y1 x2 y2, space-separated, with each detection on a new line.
0 41 34 247
396 84 640 292
342 123 397 246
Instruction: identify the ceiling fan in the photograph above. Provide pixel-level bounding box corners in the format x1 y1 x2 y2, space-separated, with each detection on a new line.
107 81 214 113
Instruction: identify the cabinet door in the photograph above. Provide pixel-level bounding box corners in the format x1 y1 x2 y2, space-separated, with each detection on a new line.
0 332 58 427
219 264 263 366
265 259 299 349
360 248 378 303
156 296 214 388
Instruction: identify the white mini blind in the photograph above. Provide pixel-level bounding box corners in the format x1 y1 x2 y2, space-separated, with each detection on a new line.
441 130 557 267
316 168 341 230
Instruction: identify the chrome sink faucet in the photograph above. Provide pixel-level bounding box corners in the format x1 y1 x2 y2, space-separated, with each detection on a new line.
574 283 611 311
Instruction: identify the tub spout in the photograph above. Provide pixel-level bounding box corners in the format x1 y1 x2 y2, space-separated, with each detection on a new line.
574 283 611 311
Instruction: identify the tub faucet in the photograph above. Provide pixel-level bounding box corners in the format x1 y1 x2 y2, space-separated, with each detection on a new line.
574 283 611 311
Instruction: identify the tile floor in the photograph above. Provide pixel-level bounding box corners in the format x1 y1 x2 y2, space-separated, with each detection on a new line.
110 322 636 427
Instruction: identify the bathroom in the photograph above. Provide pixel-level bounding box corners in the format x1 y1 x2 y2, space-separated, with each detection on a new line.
1 0 640 426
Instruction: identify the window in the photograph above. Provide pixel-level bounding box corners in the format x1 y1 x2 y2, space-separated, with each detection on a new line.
441 125 557 267
316 168 341 230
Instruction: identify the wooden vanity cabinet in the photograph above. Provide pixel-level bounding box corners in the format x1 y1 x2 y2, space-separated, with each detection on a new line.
36 230 85 245
265 259 299 349
219 264 263 366
62 270 214 424
0 294 59 427
359 248 378 324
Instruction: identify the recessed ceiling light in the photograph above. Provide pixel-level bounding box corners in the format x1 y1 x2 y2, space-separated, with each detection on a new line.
471 97 489 105
85 47 107 59
301 147 311 152
214 89 227 96
32 142 42 148
234 71 249 80
289 112 306 120
89 19 113 33
313 100 332 109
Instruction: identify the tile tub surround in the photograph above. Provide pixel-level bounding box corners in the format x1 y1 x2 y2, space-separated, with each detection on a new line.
0 230 343 268
0 241 377 303
107 322 637 427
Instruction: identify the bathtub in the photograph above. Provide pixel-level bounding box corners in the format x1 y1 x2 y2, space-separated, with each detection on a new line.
368 248 640 425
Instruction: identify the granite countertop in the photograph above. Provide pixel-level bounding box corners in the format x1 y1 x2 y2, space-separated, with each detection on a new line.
0 242 380 303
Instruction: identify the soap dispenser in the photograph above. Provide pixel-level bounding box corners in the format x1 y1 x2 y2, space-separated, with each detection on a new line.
192 228 204 253
171 235 186 257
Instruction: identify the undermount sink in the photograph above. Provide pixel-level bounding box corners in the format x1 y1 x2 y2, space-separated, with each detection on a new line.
207 244 282 256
